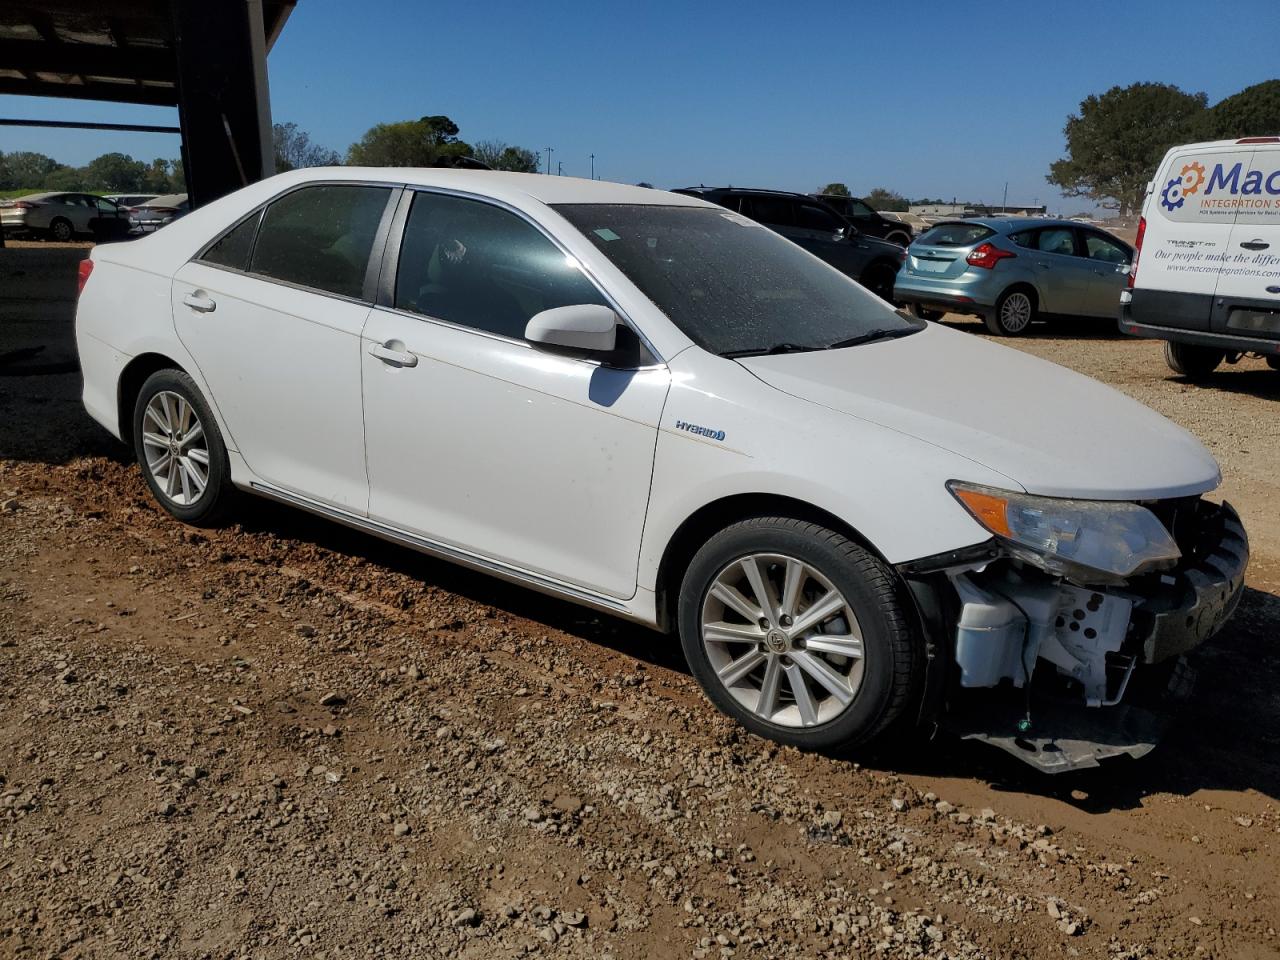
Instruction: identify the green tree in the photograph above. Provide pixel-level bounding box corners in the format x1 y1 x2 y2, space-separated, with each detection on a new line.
84 152 147 192
347 115 471 167
864 187 908 212
167 158 186 193
2 150 61 189
817 182 850 197
273 122 341 172
1207 80 1280 138
141 158 172 193
44 166 86 191
1047 82 1207 215
472 139 539 172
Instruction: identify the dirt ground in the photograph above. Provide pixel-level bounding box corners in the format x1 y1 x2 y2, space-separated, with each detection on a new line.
2 246 1278 960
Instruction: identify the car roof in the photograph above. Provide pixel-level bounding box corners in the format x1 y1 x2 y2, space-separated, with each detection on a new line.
946 216 1113 233
143 193 189 205
269 167 710 208
677 186 810 200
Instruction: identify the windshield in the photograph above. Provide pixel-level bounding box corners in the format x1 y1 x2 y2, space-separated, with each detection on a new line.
917 222 994 247
553 203 916 356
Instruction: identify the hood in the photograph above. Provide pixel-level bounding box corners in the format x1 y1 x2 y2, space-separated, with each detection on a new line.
739 324 1220 501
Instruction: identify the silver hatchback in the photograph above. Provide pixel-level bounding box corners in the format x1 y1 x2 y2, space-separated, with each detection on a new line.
893 218 1133 335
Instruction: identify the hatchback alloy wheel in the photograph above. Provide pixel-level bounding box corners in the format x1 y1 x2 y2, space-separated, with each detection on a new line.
701 553 865 727
141 390 211 506
987 288 1035 336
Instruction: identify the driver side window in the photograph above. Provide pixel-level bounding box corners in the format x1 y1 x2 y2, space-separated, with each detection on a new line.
394 191 608 341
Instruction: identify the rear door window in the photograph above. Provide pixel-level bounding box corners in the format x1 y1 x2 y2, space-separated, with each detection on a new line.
917 222 994 246
249 184 393 299
796 202 845 233
1035 227 1078 257
740 195 795 228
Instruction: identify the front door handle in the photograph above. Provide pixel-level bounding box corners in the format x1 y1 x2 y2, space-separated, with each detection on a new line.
182 292 216 313
368 341 418 367
1241 239 1270 251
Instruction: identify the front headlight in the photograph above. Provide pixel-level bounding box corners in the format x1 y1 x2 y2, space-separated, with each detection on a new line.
948 481 1181 581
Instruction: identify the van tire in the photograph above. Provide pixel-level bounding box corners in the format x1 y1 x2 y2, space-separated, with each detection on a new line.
1164 341 1223 380
1266 356 1280 372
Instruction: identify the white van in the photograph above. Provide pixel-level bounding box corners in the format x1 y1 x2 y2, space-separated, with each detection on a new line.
1120 137 1280 377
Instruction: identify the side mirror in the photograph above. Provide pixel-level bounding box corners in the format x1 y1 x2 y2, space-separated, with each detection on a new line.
526 304 619 354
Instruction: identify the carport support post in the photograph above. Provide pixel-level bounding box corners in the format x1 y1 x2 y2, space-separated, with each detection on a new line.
169 0 276 209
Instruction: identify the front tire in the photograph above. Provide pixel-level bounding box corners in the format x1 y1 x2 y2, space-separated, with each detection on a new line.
911 304 945 322
678 517 920 753
1164 341 1223 379
132 369 234 526
985 287 1036 336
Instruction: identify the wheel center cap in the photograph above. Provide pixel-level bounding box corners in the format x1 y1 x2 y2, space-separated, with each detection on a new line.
765 629 788 653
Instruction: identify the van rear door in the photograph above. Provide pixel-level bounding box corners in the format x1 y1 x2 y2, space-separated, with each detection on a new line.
1211 143 1280 344
1134 144 1255 332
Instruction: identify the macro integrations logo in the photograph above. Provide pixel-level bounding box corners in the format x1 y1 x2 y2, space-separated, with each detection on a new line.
1161 157 1280 213
1160 161 1205 211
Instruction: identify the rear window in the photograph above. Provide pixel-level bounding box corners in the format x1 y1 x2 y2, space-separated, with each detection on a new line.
917 222 994 247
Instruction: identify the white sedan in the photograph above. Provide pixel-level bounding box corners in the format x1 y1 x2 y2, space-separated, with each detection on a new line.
75 169 1247 772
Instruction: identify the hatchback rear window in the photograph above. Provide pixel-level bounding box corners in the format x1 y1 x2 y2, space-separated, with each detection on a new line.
917 222 994 247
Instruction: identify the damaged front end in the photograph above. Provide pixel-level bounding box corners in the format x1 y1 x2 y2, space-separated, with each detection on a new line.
901 493 1248 773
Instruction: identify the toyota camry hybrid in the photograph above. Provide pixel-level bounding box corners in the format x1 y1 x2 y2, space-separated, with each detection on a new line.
74 169 1248 772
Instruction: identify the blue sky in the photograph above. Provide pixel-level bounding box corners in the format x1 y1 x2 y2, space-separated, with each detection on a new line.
1 0 1276 211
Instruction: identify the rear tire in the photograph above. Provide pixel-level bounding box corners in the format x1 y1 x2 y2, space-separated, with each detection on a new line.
49 217 73 242
1164 341 1223 380
885 231 911 247
985 287 1036 336
678 517 920 753
859 261 898 303
132 369 235 526
1266 356 1280 372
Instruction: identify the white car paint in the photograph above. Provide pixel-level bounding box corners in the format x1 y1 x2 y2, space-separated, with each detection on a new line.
76 167 1223 630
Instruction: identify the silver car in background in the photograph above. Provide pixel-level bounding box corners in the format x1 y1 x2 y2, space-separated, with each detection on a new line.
0 192 127 242
129 193 190 234
893 218 1133 335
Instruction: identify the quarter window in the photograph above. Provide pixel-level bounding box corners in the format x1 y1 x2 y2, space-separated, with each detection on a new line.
394 191 607 341
249 184 392 299
200 213 261 271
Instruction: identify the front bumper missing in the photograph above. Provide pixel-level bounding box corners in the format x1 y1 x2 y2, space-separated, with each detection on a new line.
903 500 1248 773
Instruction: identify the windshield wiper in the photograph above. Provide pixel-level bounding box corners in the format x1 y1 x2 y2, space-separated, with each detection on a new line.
720 342 821 358
825 326 921 350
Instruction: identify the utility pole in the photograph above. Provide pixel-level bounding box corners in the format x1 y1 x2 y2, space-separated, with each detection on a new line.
590 153 595 179
557 160 563 176
1001 181 1008 212
545 147 553 175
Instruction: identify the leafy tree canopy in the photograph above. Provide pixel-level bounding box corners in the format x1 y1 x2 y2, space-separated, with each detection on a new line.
1047 82 1207 214
273 122 341 171
864 187 908 212
1207 80 1280 138
817 182 850 197
347 115 471 167
472 140 539 173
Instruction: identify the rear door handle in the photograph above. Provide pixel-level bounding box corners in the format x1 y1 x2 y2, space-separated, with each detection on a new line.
182 292 216 313
368 341 418 367
1241 240 1270 251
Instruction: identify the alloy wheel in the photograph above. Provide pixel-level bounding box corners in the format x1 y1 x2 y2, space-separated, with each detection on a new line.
141 391 210 506
51 219 73 242
700 553 865 727
999 292 1032 333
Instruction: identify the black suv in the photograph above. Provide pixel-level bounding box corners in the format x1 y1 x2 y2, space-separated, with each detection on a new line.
674 187 905 301
809 194 913 247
